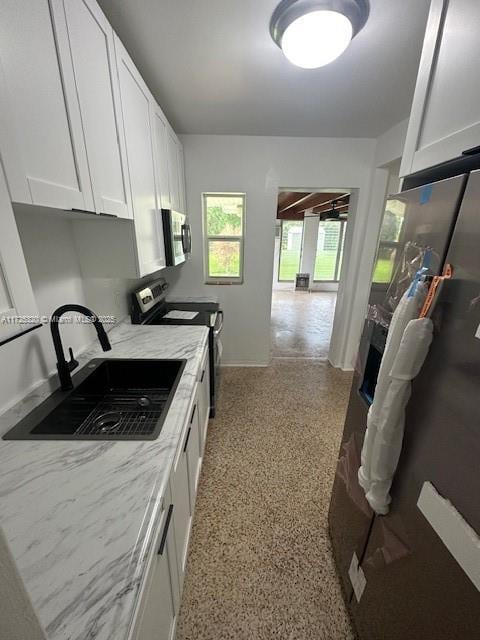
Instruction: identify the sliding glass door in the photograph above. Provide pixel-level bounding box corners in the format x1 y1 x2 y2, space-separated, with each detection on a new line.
314 220 347 282
278 220 304 281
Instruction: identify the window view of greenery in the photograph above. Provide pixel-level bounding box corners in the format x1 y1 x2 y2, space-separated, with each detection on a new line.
314 221 346 281
373 246 397 283
204 194 244 280
373 199 405 284
208 240 241 277
278 220 303 281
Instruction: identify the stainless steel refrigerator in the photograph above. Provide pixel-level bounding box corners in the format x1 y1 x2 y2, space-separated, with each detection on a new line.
328 170 480 637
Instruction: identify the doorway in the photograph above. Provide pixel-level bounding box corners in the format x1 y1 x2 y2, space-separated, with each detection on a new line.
271 190 350 359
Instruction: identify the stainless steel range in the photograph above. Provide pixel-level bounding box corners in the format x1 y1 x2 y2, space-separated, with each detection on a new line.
130 278 223 417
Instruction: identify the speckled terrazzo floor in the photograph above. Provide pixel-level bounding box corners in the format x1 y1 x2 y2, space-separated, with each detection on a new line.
175 360 354 640
270 291 337 359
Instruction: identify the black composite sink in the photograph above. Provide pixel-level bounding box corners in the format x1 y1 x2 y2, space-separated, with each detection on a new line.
3 359 186 441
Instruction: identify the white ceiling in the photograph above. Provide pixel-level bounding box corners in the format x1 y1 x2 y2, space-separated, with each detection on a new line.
98 0 430 138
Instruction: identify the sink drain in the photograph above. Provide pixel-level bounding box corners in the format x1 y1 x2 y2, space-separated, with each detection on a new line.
93 412 123 433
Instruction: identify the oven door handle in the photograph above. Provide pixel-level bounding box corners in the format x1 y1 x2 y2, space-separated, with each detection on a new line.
213 310 223 336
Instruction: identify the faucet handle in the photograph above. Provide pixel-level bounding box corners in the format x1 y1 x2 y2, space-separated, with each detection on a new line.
67 347 79 373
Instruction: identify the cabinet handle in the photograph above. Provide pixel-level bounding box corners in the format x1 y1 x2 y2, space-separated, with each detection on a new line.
69 208 117 218
70 208 96 215
200 369 205 383
158 504 174 556
190 404 197 424
183 426 192 452
462 145 480 156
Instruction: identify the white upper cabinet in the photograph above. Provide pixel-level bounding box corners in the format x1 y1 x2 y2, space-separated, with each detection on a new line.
152 105 173 210
114 35 166 275
0 166 37 344
166 127 181 212
51 0 132 218
401 0 480 176
0 0 93 211
177 141 187 213
152 112 187 214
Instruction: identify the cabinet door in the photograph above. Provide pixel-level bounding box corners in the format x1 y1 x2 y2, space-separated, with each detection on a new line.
52 0 131 218
176 141 187 214
185 401 202 512
135 499 178 640
401 0 480 175
197 348 210 455
170 424 193 586
152 105 172 210
114 36 166 275
166 128 181 212
0 0 93 210
0 166 38 344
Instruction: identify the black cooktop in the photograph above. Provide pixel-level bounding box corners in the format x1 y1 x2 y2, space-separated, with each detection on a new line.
140 301 218 328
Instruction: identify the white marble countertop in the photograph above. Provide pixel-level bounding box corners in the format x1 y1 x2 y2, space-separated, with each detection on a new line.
0 321 209 640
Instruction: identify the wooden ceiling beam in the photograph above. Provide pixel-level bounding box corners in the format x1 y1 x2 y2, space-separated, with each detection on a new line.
277 192 312 214
311 194 350 213
282 192 347 217
277 210 305 221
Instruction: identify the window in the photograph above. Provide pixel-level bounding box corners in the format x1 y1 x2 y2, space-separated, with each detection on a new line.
278 220 304 281
314 220 347 282
203 193 245 283
372 199 406 284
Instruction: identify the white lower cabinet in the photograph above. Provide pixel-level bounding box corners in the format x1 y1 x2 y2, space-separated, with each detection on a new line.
133 347 211 639
133 486 179 640
185 401 202 514
170 418 193 588
197 348 210 455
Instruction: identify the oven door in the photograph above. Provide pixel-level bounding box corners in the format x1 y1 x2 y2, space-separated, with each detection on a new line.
162 210 189 266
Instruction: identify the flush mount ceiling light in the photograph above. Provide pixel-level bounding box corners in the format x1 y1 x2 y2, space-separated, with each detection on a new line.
270 0 369 69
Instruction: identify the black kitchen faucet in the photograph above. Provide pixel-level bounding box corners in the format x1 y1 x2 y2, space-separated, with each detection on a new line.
50 304 111 391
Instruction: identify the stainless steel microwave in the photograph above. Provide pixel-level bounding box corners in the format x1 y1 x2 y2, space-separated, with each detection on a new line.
161 209 191 266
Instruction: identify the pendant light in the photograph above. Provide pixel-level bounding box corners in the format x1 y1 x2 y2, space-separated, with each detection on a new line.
270 0 370 69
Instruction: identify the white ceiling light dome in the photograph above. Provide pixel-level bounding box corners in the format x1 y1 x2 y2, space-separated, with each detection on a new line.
270 0 370 69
